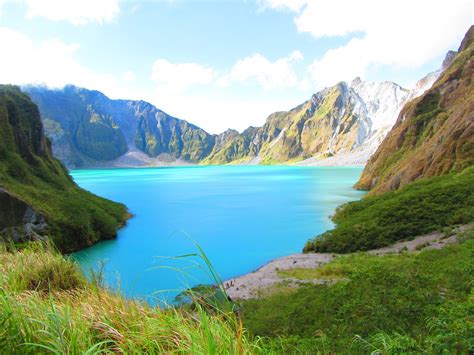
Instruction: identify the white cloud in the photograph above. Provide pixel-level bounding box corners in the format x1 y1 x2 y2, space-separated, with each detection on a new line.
151 59 217 93
24 0 120 25
146 91 302 134
150 51 304 94
219 50 303 90
263 0 472 88
147 53 307 132
258 0 306 12
0 27 134 98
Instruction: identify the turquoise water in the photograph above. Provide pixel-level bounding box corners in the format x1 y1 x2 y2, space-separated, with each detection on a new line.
71 166 365 304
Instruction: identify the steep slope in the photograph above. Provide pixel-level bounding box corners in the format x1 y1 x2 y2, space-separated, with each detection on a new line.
25 86 215 168
0 85 128 252
201 127 259 164
356 26 474 194
133 100 215 162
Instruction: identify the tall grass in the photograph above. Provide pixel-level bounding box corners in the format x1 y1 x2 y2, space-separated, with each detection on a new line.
0 242 262 353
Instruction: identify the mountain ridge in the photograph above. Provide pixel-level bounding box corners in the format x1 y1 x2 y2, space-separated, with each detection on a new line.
23 52 452 169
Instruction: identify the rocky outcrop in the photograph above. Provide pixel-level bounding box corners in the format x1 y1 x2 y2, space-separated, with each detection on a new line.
133 101 215 162
202 127 260 164
355 26 474 194
0 188 47 243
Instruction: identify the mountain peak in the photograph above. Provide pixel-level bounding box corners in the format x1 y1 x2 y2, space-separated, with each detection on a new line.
458 25 474 52
442 50 457 70
351 77 363 87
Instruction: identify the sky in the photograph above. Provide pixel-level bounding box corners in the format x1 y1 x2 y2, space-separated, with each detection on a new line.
0 0 471 134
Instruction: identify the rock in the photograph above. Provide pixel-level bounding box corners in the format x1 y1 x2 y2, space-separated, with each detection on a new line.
0 188 48 243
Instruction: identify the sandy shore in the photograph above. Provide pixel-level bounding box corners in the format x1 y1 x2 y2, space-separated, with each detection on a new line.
225 225 468 300
225 253 334 300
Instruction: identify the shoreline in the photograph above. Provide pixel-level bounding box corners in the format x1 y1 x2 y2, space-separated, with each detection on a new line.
224 226 467 300
225 253 335 300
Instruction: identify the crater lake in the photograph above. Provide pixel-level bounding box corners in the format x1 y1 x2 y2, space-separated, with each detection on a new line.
71 166 365 304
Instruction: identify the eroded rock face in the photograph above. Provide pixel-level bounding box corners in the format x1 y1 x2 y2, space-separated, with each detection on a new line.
356 26 474 194
0 188 48 243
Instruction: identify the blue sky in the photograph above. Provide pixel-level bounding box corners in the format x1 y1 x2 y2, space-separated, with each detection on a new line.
0 0 471 133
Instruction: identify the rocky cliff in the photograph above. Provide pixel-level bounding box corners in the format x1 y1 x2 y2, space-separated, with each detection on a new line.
355 26 474 194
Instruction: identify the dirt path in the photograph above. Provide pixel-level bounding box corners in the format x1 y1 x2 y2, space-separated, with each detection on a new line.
225 225 470 300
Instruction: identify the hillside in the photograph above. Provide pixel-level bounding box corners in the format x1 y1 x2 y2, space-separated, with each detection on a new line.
355 26 474 194
305 166 474 253
304 27 474 254
0 85 128 252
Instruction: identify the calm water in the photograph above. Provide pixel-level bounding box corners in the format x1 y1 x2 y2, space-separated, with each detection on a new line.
71 166 364 304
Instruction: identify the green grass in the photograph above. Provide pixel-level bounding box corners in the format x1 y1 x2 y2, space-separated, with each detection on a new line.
0 85 128 252
0 243 264 354
242 228 474 353
305 165 474 253
3 239 471 354
277 262 348 281
0 243 87 292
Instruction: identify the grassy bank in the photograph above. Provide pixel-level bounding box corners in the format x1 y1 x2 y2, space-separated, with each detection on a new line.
1 223 472 353
0 243 264 354
242 227 474 353
304 166 474 253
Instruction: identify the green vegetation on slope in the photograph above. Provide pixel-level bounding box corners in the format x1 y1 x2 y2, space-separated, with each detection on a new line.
201 127 259 164
203 84 365 165
243 229 474 353
135 113 215 162
0 85 128 252
26 86 129 167
74 110 128 161
304 166 474 253
0 243 261 354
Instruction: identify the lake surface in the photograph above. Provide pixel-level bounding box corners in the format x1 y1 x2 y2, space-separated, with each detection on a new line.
71 166 365 304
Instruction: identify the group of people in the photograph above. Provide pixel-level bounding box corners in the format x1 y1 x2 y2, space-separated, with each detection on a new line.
224 280 235 289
